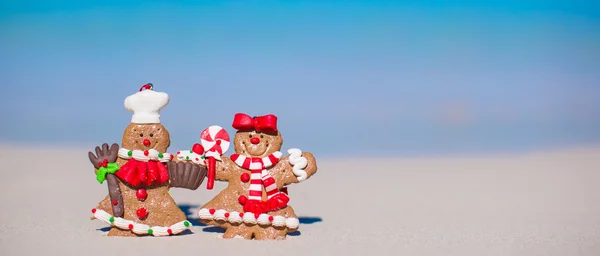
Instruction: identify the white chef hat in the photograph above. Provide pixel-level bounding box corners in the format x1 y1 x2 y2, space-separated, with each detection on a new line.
124 84 169 124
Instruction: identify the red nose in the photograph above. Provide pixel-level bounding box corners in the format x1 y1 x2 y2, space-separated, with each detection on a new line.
143 139 151 146
250 138 260 144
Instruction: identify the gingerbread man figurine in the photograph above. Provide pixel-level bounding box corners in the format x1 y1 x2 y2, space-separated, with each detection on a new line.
178 113 318 240
88 84 207 237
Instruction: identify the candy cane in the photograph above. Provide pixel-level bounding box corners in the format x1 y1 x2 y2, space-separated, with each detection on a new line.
200 125 230 189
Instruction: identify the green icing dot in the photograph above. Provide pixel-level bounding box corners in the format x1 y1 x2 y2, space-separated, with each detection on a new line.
201 156 205 159
185 156 189 160
189 150 193 153
158 153 164 158
127 151 132 156
109 217 114 223
148 229 153 235
184 221 190 227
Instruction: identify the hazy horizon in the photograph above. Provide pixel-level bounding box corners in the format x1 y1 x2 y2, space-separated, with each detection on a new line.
2 0 599 158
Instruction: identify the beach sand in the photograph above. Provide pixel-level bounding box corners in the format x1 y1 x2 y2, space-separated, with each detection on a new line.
1 145 599 255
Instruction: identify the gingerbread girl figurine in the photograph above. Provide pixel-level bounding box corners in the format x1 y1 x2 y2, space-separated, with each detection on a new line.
88 84 207 237
177 113 317 240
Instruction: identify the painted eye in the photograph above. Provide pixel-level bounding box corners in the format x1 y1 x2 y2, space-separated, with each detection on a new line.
249 134 252 138
139 133 143 137
260 135 264 138
149 133 154 137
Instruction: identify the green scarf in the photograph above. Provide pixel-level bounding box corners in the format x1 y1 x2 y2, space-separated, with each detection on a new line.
96 163 120 184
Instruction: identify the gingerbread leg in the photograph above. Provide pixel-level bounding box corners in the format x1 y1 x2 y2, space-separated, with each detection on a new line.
107 227 139 237
253 226 288 240
222 224 253 239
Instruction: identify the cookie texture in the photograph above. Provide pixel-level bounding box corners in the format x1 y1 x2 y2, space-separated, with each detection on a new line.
189 113 318 240
88 85 206 237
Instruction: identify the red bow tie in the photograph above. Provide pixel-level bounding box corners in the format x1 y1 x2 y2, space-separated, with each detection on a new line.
232 113 278 133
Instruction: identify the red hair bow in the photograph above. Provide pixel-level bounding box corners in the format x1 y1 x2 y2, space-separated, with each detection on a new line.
232 113 278 133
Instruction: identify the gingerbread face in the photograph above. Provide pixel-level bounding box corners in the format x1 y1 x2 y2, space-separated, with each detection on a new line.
233 130 283 158
121 123 170 153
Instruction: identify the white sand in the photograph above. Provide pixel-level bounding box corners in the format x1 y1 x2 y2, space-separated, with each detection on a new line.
1 145 599 255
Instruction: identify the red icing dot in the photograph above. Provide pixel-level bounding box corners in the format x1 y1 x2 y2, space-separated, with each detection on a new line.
254 213 260 219
238 195 248 205
224 212 230 218
144 150 149 156
239 212 244 218
209 209 216 214
128 224 134 230
170 155 174 160
136 188 148 201
195 158 199 161
177 151 180 154
167 229 173 235
91 208 96 213
240 173 250 182
268 216 274 222
136 208 148 219
192 143 204 155
112 200 118 205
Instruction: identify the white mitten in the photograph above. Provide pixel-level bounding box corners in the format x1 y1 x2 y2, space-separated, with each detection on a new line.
287 148 308 182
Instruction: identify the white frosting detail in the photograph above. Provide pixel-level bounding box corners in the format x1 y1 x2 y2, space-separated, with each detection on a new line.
92 209 191 236
150 226 170 236
196 208 299 229
124 89 169 124
118 148 171 162
257 214 271 225
243 212 257 224
132 224 150 234
113 218 134 230
176 150 206 165
228 212 243 224
287 148 308 182
285 218 300 229
272 216 286 227
198 208 212 219
214 209 228 221
170 221 189 234
205 151 222 161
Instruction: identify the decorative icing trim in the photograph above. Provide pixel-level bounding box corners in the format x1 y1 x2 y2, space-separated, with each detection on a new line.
91 208 191 236
198 208 299 229
118 148 172 163
176 150 207 165
287 148 308 182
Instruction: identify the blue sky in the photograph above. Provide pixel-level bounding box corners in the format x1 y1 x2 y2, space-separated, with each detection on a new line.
1 0 599 157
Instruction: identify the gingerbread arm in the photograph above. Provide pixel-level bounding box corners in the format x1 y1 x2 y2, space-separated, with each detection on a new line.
214 156 235 181
171 155 234 182
272 150 317 188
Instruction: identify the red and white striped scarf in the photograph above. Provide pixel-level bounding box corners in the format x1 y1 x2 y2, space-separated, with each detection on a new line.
230 152 283 201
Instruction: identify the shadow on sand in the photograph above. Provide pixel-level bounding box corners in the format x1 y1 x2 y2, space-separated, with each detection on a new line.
179 203 323 237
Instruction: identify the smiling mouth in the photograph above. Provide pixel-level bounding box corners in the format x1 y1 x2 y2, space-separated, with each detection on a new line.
244 143 267 156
